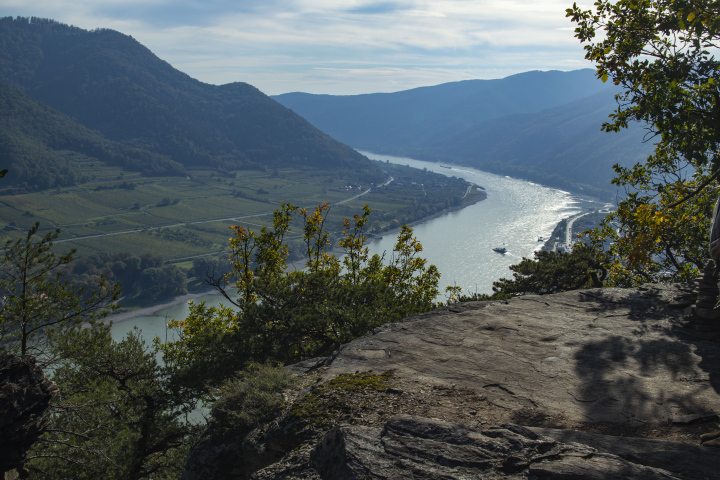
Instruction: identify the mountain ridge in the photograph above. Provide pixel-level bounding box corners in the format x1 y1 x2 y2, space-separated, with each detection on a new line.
0 16 381 185
274 70 654 194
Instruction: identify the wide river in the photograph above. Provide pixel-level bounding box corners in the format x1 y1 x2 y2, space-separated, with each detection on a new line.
111 153 610 343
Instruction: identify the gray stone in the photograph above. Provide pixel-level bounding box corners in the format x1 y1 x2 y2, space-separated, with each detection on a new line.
284 356 327 375
530 426 720 480
319 284 720 426
311 415 683 479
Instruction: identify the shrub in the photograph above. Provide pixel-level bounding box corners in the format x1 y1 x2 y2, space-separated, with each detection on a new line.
211 364 297 436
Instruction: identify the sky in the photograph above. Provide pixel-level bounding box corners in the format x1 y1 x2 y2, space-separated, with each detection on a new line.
0 0 592 95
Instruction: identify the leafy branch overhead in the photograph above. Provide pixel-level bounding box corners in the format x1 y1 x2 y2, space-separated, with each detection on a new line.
565 0 720 285
568 0 720 170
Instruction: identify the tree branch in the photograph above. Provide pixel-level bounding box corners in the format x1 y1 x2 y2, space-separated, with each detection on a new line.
667 169 720 208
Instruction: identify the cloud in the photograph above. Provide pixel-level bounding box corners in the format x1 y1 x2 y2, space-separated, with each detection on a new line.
0 0 591 94
346 2 408 15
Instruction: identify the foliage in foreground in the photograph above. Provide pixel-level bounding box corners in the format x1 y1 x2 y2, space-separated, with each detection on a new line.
27 324 201 480
157 203 441 393
210 363 297 437
491 242 611 296
0 224 199 479
566 0 720 285
0 222 120 361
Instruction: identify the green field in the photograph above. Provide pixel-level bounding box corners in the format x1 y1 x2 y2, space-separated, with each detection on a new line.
0 163 483 266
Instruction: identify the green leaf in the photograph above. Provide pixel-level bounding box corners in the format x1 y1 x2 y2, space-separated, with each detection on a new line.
601 73 609 83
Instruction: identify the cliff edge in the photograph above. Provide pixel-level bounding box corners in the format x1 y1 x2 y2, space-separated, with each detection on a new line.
184 282 720 479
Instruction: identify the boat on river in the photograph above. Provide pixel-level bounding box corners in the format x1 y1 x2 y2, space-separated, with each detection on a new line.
492 245 507 254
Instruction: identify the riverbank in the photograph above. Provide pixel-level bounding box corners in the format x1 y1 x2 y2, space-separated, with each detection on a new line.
367 189 487 243
110 191 488 325
110 157 594 333
106 288 218 325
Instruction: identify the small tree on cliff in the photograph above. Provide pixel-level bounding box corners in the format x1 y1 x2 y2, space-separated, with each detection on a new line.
26 324 200 480
157 203 441 392
492 242 611 295
0 223 120 362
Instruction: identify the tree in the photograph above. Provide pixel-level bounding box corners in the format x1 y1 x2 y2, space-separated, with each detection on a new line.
0 223 120 361
0 225 196 479
26 324 201 480
157 203 441 393
567 0 720 284
491 242 610 295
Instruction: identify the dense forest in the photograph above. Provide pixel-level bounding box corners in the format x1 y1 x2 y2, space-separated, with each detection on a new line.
62 252 187 302
0 16 383 187
0 83 185 190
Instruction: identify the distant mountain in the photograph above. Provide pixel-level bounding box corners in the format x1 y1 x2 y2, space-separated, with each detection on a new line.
274 71 654 194
0 16 381 184
416 87 653 190
274 70 608 152
0 82 185 189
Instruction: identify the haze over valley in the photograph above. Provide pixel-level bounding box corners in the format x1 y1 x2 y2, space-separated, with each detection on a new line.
0 15 636 307
274 70 654 195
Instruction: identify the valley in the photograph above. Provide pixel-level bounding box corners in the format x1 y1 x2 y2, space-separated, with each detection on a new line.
0 160 483 268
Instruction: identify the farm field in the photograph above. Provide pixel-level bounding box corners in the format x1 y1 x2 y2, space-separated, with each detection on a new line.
0 163 484 266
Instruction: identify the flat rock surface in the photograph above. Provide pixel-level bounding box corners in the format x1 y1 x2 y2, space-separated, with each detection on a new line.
321 283 719 428
196 283 720 479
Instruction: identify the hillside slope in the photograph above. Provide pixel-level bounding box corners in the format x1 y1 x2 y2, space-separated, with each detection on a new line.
274 70 608 152
420 88 653 189
0 82 185 189
274 71 654 192
0 16 380 181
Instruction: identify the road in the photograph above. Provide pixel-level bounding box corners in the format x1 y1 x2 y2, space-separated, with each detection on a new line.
55 176 395 245
564 212 591 251
335 176 392 205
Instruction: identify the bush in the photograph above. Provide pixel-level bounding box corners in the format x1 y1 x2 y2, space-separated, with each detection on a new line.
158 203 440 393
211 364 297 436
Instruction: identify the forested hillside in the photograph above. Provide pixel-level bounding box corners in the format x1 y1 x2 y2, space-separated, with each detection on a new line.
0 16 381 183
419 87 653 190
0 83 185 190
274 70 608 152
274 70 654 193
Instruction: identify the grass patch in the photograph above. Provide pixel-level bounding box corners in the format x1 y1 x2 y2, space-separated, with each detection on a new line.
287 371 394 431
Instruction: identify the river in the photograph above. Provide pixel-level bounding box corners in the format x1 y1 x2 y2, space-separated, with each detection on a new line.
111 153 609 342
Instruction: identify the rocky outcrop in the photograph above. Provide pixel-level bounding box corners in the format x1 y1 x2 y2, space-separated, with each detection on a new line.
184 282 720 478
317 282 717 429
529 425 720 480
0 354 58 475
311 415 689 479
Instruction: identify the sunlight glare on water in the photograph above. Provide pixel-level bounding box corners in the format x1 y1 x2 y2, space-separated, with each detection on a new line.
360 151 596 297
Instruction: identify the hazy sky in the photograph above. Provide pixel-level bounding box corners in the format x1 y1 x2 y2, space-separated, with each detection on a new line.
0 1 592 95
